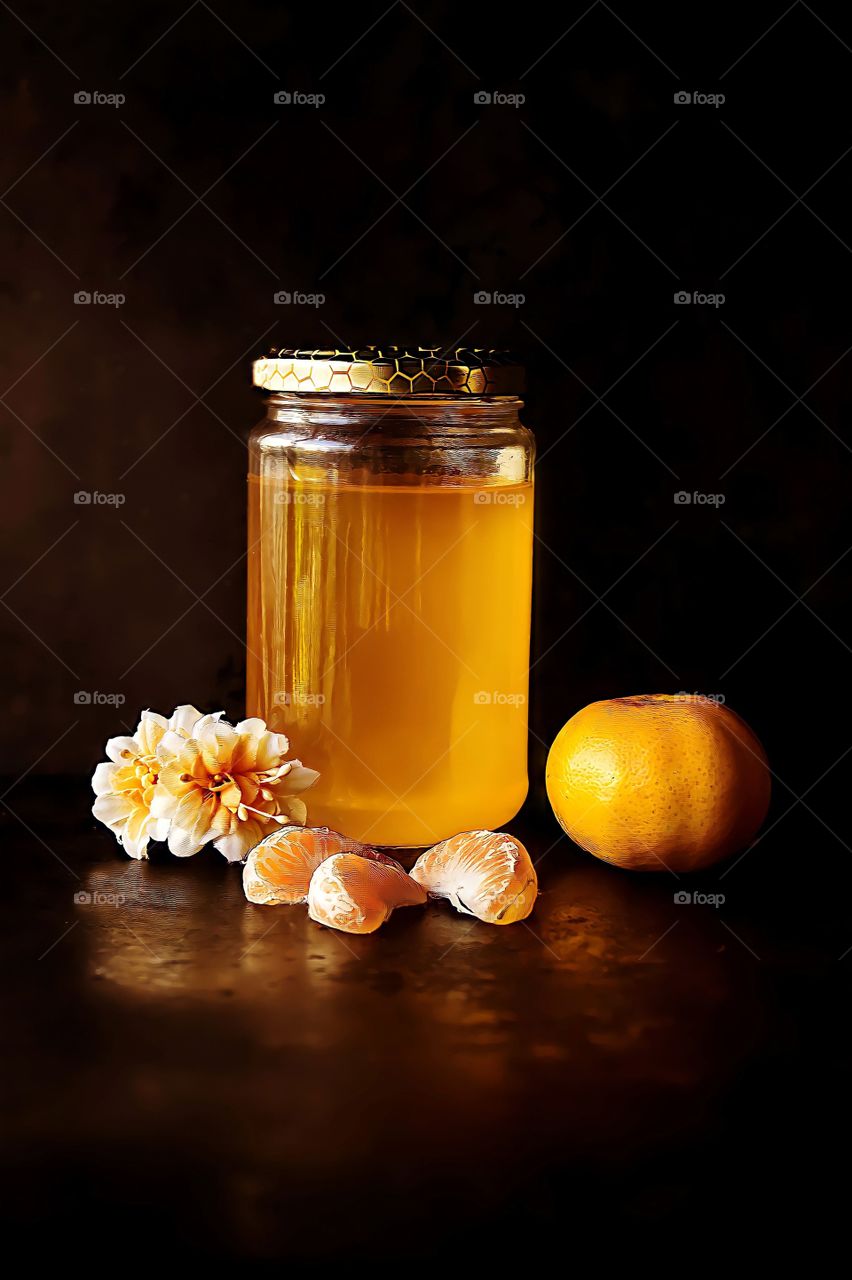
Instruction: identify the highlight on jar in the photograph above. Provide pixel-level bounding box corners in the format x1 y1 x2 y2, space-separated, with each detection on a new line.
90 347 772 939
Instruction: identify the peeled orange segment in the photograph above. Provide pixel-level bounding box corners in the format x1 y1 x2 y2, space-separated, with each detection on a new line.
307 853 427 934
410 830 537 925
243 826 387 906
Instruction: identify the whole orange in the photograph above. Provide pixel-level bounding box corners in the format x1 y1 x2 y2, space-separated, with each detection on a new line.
545 694 771 872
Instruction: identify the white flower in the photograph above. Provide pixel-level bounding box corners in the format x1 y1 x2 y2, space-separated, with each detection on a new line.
151 714 319 862
91 705 203 860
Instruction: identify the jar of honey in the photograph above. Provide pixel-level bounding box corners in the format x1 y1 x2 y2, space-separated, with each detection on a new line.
247 347 534 847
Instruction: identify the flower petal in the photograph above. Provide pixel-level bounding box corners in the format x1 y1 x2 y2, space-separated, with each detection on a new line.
93 792 135 831
168 704 206 736
110 767 143 795
105 735 139 765
254 730 291 771
275 761 320 796
121 833 150 860
214 819 267 863
135 711 168 756
167 790 219 857
234 717 267 738
157 729 200 764
121 806 153 860
151 815 171 842
92 761 119 796
192 713 229 747
194 715 237 773
219 780 243 811
149 789 175 823
157 758 195 797
281 797 308 826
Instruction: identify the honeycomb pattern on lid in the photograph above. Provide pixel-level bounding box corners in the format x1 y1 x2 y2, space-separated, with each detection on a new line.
252 346 524 395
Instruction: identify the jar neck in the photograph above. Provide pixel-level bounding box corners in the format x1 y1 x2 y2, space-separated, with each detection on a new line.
262 393 524 430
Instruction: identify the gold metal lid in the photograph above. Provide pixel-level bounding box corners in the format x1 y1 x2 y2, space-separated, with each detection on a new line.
252 346 524 396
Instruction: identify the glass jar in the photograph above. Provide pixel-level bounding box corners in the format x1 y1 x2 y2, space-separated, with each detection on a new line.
247 347 535 847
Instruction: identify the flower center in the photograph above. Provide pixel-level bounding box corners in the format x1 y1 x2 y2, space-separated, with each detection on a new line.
136 757 159 790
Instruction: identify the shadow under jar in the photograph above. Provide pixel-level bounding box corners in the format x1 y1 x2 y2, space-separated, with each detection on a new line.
247 347 535 848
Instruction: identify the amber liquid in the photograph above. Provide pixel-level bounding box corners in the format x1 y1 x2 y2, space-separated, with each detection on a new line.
247 473 533 846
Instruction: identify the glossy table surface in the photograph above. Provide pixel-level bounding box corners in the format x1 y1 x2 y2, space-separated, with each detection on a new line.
2 780 848 1261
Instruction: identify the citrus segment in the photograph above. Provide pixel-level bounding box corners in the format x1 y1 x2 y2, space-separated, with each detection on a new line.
307 853 427 934
243 825 386 905
410 830 537 924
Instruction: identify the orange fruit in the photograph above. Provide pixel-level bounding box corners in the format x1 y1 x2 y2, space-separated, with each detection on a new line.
307 853 427 934
546 694 771 872
410 830 537 924
243 825 389 905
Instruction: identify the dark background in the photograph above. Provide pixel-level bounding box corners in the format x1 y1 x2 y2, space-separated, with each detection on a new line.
2 0 850 801
2 0 851 1264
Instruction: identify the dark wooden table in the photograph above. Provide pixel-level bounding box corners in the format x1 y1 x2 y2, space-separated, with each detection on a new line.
2 780 848 1261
